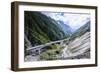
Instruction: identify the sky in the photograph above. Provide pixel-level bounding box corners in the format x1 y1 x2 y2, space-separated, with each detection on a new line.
42 12 90 31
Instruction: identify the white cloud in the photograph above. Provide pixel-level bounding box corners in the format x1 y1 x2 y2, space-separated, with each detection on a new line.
42 12 90 31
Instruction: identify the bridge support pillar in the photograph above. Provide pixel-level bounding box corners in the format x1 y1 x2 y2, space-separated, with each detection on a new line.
60 41 63 46
38 50 41 55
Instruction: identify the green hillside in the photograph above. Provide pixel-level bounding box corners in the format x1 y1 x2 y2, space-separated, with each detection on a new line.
24 11 69 50
70 21 90 40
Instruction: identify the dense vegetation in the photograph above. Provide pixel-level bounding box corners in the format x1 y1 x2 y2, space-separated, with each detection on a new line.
39 44 62 60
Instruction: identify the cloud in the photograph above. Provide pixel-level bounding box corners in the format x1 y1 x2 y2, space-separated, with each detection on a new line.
41 12 90 31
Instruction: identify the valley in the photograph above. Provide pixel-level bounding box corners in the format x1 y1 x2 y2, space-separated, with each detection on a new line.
24 11 90 62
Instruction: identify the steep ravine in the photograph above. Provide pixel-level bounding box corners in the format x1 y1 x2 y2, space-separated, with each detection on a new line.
24 11 90 61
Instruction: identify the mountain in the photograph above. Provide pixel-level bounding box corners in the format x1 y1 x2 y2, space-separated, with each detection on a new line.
57 20 72 36
70 20 90 40
24 11 70 48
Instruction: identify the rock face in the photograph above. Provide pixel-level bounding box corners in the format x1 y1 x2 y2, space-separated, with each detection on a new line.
67 32 90 59
66 20 91 59
49 32 90 60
